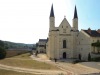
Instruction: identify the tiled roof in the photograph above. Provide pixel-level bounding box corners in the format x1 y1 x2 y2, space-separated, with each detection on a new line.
83 30 100 37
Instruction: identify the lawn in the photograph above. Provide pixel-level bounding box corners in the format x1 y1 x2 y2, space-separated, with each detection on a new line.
0 69 36 75
0 53 60 70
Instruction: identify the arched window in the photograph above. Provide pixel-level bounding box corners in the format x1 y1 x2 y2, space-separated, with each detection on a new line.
63 52 66 59
63 40 66 48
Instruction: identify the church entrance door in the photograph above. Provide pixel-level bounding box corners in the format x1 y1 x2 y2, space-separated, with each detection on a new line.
63 52 66 59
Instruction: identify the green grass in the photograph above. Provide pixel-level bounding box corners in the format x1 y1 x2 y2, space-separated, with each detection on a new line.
0 59 59 70
0 53 60 70
0 69 36 75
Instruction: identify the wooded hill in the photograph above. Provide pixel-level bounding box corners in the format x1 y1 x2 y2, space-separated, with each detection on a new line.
2 41 36 50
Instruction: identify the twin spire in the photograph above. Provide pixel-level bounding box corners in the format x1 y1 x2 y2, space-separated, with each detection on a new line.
50 4 78 19
50 4 55 17
74 6 78 19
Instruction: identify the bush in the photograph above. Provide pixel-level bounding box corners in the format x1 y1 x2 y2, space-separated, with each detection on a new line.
0 47 6 59
91 57 100 62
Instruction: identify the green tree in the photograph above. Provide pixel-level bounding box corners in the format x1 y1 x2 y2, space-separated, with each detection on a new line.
0 40 4 48
91 40 100 53
0 47 6 59
0 40 6 59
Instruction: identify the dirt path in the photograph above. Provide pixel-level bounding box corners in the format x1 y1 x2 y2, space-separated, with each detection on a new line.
0 56 67 75
1 54 99 75
56 62 100 75
0 64 66 75
31 54 100 75
31 55 75 75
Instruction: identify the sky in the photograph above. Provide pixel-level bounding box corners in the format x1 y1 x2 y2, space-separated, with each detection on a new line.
0 0 100 44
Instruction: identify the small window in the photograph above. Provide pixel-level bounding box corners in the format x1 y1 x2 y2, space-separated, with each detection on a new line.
63 40 66 48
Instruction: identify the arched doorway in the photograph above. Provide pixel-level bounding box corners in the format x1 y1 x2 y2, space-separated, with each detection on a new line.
63 52 66 59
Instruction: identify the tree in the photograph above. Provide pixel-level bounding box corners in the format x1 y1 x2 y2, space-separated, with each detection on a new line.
0 40 4 48
91 40 100 53
0 47 6 59
88 53 91 61
0 40 6 59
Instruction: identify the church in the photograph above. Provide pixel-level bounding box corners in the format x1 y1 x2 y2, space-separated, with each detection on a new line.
36 4 100 60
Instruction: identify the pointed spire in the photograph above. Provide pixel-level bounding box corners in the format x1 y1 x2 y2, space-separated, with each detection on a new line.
50 4 54 17
74 6 78 19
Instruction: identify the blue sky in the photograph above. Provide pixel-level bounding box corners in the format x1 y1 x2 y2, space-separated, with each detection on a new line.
0 0 99 44
75 0 100 30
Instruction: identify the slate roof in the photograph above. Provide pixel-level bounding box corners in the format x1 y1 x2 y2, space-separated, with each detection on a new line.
83 30 100 37
74 6 78 19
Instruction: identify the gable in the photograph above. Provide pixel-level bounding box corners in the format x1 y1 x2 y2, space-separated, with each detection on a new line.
59 18 71 34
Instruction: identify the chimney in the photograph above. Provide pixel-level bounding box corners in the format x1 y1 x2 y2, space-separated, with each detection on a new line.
97 29 100 33
88 28 91 34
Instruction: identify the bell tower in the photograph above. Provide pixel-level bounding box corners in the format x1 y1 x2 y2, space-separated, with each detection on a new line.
73 6 78 31
49 4 55 31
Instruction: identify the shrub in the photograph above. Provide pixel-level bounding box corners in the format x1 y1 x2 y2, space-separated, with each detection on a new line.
91 57 100 62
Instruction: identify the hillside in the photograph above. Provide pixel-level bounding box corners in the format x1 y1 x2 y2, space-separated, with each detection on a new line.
2 41 36 50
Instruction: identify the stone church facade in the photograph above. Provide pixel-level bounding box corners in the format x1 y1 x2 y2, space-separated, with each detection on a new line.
36 5 100 60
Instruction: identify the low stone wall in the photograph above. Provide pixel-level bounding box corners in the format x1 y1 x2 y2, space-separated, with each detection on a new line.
6 50 29 58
